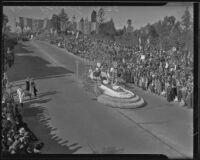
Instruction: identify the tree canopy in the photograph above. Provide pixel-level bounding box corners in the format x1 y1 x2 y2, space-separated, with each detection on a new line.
98 8 105 23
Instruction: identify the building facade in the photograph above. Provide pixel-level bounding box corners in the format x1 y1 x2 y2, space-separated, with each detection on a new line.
26 18 33 30
18 17 47 33
77 19 98 35
84 18 90 34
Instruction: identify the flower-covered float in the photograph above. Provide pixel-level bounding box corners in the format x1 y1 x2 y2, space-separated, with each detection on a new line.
88 62 145 109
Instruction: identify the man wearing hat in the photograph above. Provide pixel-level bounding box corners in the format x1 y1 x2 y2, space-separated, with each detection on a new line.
30 78 38 97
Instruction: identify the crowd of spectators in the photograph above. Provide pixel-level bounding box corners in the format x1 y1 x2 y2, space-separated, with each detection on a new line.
36 32 193 108
2 73 44 154
3 34 17 71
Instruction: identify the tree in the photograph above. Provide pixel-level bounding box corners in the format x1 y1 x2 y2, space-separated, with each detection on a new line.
108 18 116 34
51 14 60 32
98 8 105 23
127 19 132 26
58 8 68 33
72 15 76 22
180 7 193 57
148 25 159 50
123 26 126 33
71 15 77 31
91 10 97 22
4 25 12 34
3 14 9 33
181 7 191 31
116 28 124 36
80 17 84 23
167 16 176 26
170 21 182 50
98 18 116 39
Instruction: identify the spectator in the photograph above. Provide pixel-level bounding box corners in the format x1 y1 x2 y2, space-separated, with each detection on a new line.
30 78 38 97
25 77 30 92
17 85 25 108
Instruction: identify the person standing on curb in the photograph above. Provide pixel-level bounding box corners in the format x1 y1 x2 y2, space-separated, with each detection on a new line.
17 85 25 108
25 77 32 99
25 77 30 92
30 78 38 98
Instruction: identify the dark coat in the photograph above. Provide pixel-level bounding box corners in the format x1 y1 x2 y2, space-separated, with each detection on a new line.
25 81 30 91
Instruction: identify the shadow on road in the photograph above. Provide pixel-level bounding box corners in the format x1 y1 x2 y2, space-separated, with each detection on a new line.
37 91 59 99
7 42 73 82
35 73 73 81
21 96 83 153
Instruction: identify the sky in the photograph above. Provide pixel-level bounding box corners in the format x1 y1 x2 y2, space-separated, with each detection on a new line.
3 3 193 31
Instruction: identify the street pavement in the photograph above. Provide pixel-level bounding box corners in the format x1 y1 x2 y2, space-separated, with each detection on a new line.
7 40 193 158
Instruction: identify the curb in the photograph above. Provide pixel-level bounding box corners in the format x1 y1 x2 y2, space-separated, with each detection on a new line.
10 73 73 87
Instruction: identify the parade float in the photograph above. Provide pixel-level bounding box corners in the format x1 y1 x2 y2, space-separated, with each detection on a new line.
87 62 145 109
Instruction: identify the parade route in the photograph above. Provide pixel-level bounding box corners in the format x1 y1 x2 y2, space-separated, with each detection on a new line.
7 40 193 158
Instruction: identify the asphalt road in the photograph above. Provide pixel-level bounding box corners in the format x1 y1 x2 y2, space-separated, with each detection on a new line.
7 40 193 158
